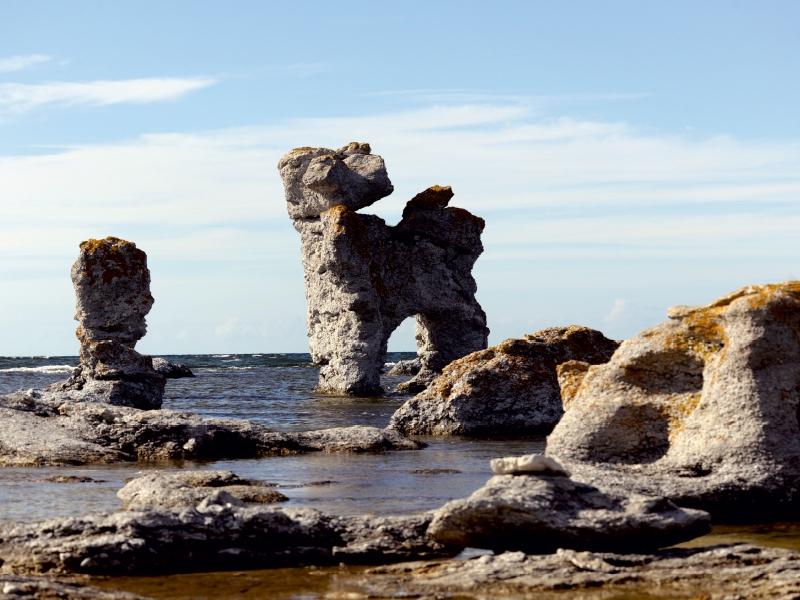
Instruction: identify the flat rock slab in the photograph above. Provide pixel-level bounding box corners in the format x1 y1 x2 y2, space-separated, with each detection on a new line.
428 473 710 553
0 498 453 576
0 392 423 466
0 574 146 599
363 543 800 600
118 471 287 508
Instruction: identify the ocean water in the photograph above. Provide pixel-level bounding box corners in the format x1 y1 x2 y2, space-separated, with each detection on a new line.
0 353 545 523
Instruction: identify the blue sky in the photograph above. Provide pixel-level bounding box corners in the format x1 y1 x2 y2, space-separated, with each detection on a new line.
1 1 799 355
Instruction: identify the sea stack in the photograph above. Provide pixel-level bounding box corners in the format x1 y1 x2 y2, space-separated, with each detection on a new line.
45 237 165 409
278 142 489 396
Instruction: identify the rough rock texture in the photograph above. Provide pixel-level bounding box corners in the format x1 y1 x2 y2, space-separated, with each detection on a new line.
0 497 453 575
44 238 165 410
363 543 800 600
490 453 570 476
117 471 287 508
385 358 421 376
546 282 800 521
389 326 619 435
279 144 489 396
151 358 194 379
0 575 145 599
0 391 423 466
427 473 710 553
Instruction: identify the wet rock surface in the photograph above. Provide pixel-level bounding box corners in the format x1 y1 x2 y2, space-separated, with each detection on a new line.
0 497 453 575
546 282 800 520
43 238 165 410
363 543 800 600
427 472 710 553
279 144 489 396
151 358 194 379
390 326 619 435
117 471 287 508
0 391 423 466
0 575 145 599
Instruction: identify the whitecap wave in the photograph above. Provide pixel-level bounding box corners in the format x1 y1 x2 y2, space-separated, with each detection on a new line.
0 365 75 374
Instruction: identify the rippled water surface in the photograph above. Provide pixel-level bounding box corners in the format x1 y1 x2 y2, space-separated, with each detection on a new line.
0 353 545 522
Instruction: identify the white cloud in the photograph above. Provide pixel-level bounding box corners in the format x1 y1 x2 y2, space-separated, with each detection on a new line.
603 298 631 323
0 77 216 115
0 54 51 73
2 102 800 353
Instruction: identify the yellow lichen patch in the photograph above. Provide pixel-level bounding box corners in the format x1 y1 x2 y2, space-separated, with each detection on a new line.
323 205 373 260
557 361 590 406
665 392 702 441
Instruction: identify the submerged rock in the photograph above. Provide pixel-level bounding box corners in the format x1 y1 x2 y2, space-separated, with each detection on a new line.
547 282 800 520
0 391 423 466
279 144 489 396
389 326 619 435
152 357 195 378
44 237 165 410
385 357 422 376
0 575 145 599
427 472 710 553
0 498 453 575
117 471 287 508
363 543 800 599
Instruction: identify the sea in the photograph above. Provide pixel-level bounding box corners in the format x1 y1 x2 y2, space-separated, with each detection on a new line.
1 354 798 599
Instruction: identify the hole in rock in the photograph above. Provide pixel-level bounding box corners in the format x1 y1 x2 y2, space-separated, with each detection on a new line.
386 317 418 353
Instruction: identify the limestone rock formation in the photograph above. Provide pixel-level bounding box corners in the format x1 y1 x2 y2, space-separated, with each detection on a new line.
0 498 453 575
363 543 800 599
44 237 165 409
389 326 619 435
278 144 489 396
386 357 422 376
117 471 287 508
546 282 800 520
427 472 710 553
152 357 195 378
0 391 423 466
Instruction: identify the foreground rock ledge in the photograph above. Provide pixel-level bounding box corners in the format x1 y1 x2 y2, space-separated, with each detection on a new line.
0 575 145 599
427 472 710 553
546 281 800 520
0 392 422 466
362 543 800 600
390 326 619 435
0 496 453 575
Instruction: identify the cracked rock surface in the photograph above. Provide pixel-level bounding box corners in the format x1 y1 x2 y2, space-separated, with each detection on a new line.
43 237 165 410
117 471 287 508
389 326 619 435
362 543 800 600
427 472 710 553
0 391 423 466
279 143 489 396
546 281 800 520
0 496 453 575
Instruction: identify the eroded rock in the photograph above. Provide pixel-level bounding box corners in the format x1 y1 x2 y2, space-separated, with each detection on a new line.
385 358 421 376
279 144 489 396
44 237 165 410
151 357 195 379
363 543 800 599
118 471 287 508
0 575 145 599
427 472 710 553
389 326 619 435
547 282 800 520
0 391 423 466
0 498 453 575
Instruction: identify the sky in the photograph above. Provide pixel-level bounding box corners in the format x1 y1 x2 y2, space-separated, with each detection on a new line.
1 0 799 356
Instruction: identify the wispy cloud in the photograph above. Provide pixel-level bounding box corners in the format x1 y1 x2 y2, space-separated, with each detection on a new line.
0 54 51 73
2 102 800 352
0 77 216 115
